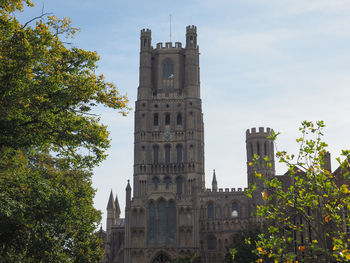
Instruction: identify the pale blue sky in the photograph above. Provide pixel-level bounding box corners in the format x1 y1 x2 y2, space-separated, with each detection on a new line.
19 0 350 227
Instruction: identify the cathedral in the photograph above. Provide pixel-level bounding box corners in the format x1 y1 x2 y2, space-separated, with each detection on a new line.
100 25 276 263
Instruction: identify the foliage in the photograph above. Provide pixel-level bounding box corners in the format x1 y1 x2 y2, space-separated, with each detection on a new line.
0 0 129 169
0 148 103 262
249 121 350 262
223 226 263 263
171 252 201 263
0 0 129 261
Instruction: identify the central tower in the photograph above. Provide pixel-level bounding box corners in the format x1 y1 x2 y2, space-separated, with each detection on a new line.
124 26 205 262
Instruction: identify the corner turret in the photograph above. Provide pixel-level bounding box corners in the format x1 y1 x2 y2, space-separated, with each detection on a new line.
140 28 152 51
186 25 197 49
138 29 152 99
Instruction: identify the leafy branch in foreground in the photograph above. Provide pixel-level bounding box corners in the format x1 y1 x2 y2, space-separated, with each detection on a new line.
250 121 350 262
0 0 130 169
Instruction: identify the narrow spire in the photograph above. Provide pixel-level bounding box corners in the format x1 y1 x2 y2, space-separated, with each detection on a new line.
107 189 116 210
126 179 131 191
115 194 121 218
212 169 218 191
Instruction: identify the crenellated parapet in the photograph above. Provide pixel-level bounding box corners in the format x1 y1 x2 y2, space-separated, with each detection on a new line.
246 127 273 139
186 25 197 34
204 187 248 195
155 42 183 49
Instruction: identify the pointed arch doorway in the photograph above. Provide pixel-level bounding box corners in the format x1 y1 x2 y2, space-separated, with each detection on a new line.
151 252 171 263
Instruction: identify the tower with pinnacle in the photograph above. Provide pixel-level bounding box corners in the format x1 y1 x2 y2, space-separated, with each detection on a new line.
103 26 285 263
123 25 205 263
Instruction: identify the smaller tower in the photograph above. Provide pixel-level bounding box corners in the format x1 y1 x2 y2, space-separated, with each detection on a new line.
246 127 275 187
184 25 200 98
138 29 152 99
212 169 218 192
186 25 197 48
106 190 116 233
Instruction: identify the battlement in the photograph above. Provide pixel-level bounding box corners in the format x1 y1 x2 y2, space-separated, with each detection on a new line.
186 25 197 33
205 187 247 194
155 42 183 49
246 127 273 139
141 28 151 36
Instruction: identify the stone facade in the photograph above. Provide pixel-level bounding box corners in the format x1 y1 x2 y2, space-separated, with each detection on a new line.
102 26 276 263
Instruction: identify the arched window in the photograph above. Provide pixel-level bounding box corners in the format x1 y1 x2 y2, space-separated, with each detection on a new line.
176 113 182 125
176 145 183 163
250 143 253 157
152 177 159 190
257 143 260 156
162 59 174 79
208 203 214 219
176 177 183 195
232 202 239 217
154 113 159 126
165 113 170 125
208 235 216 250
190 36 194 46
157 199 166 245
153 145 159 164
165 145 171 164
148 202 155 244
164 177 171 189
168 201 176 243
264 141 268 156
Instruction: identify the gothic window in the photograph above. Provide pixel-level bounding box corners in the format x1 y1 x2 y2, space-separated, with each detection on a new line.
232 202 239 217
164 177 171 189
165 145 171 164
157 199 166 245
190 36 194 46
168 200 176 243
264 141 268 156
165 113 170 125
208 235 216 250
176 176 183 195
162 59 174 79
153 145 159 164
189 144 194 161
250 143 253 157
148 202 155 244
257 143 260 156
176 144 183 163
154 113 159 126
176 113 182 125
208 203 214 219
152 177 159 190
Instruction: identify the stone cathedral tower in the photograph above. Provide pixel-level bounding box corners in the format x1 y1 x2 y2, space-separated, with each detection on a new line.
123 25 205 262
102 26 280 263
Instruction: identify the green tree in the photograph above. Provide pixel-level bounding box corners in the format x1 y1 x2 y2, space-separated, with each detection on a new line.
0 0 129 169
223 226 263 263
250 121 350 262
0 149 103 262
0 0 129 261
